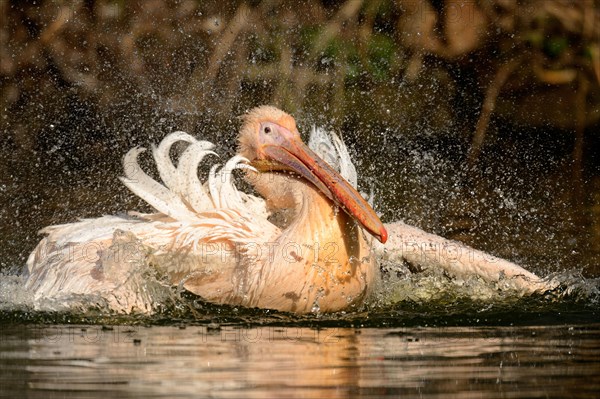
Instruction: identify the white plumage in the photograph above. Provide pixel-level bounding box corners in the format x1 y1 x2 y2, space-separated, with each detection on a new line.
24 125 358 313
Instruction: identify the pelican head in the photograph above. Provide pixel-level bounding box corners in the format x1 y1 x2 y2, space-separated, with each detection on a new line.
238 105 387 244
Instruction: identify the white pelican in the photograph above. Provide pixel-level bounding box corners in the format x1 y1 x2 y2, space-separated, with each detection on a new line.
24 106 550 314
24 106 387 313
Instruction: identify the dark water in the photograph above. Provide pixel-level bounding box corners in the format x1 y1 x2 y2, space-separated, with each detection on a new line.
1 310 599 398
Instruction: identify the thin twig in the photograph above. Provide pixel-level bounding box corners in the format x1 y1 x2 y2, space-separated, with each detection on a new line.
468 57 522 167
572 73 589 202
205 3 252 82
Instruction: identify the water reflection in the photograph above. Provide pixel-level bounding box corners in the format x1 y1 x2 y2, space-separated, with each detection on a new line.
1 323 598 398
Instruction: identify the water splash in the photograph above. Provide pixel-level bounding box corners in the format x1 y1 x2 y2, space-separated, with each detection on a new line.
382 257 597 302
1 258 598 325
0 273 32 312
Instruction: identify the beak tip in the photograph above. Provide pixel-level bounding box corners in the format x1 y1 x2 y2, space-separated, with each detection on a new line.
379 226 388 244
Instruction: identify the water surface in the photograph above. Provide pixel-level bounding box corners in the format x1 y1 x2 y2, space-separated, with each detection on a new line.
1 318 598 398
1 282 599 399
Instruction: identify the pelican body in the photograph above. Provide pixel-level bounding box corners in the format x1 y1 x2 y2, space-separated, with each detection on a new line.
24 106 387 313
24 106 550 314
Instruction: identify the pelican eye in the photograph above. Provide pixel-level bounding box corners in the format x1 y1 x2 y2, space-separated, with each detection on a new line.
263 126 271 134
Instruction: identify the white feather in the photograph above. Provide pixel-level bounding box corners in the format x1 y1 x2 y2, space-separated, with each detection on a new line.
176 141 218 213
151 131 201 191
25 127 357 313
330 132 357 188
119 147 198 221
308 126 357 188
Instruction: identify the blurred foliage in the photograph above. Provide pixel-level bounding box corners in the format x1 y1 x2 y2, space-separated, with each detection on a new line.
1 0 598 142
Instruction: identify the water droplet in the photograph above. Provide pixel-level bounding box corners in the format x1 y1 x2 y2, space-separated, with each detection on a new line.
311 301 320 313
